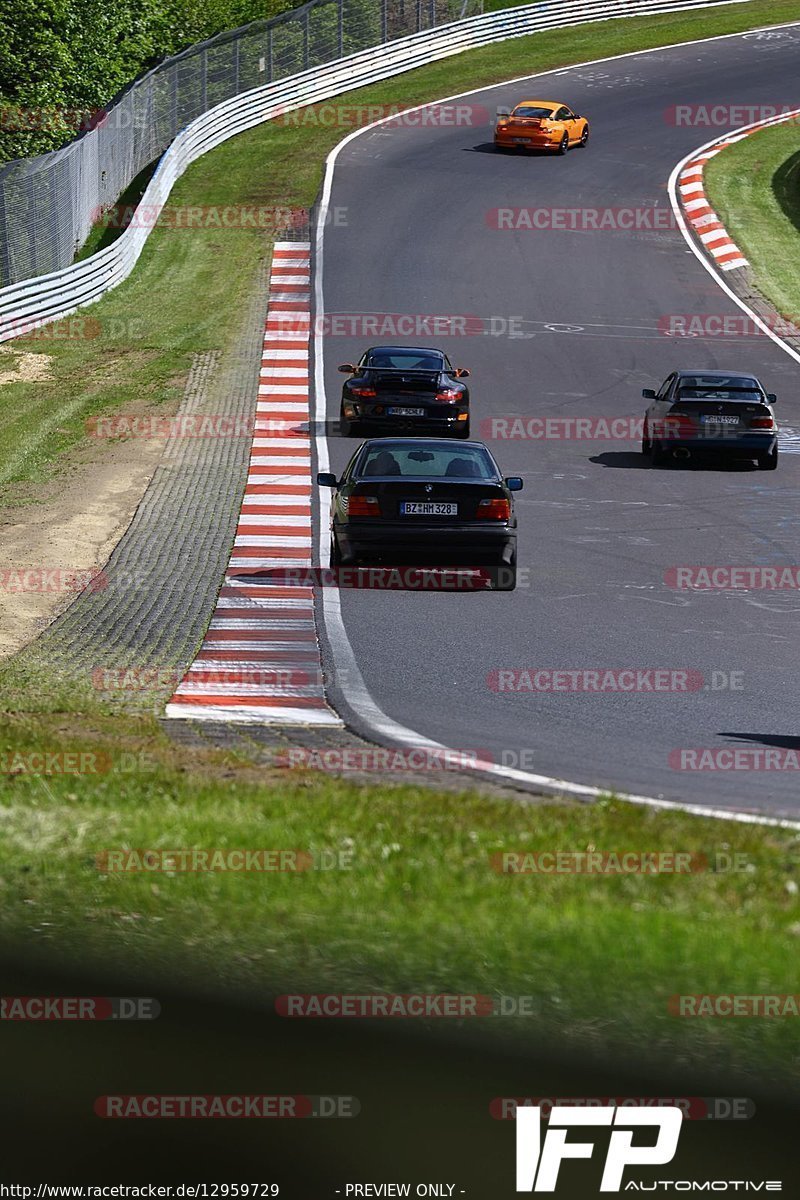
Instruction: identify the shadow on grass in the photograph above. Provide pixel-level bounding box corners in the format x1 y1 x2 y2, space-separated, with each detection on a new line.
74 159 160 261
772 148 800 235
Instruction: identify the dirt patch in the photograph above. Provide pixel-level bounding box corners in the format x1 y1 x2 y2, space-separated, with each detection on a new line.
0 434 166 660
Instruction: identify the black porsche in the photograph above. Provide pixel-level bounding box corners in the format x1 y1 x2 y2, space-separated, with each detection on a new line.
338 346 471 438
317 438 522 590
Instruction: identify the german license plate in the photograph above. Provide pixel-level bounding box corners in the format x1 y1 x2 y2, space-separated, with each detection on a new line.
513 137 530 144
701 414 739 425
400 502 458 516
387 407 426 417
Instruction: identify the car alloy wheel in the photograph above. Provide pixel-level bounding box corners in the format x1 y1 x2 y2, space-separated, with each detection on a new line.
558 133 569 154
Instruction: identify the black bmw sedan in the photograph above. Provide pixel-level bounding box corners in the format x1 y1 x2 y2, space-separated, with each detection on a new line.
317 438 522 590
338 346 471 438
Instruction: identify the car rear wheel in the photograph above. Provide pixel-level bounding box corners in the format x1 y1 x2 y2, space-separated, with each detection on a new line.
641 422 651 456
558 133 569 155
492 555 517 592
650 439 669 467
579 125 589 147
329 534 343 569
339 403 361 438
758 447 779 471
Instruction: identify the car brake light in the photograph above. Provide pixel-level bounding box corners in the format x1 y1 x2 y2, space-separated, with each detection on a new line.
348 495 380 517
477 498 511 520
351 386 376 398
750 415 775 429
435 388 460 402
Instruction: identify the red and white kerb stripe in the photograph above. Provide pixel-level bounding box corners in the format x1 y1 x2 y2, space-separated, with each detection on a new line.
678 109 800 273
166 242 341 725
678 140 749 272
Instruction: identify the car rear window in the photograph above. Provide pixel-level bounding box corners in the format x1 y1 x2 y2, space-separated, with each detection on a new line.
677 386 763 403
365 351 443 371
512 106 554 119
359 445 497 479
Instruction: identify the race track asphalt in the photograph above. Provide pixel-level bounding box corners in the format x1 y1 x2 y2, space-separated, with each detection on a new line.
317 22 800 816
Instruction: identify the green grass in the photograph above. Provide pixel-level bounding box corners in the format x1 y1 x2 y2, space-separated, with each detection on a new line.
3 0 800 500
4 0 800 1084
3 710 800 1081
705 120 800 324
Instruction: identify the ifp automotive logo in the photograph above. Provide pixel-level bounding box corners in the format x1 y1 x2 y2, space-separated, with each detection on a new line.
516 1105 681 1192
515 1104 782 1192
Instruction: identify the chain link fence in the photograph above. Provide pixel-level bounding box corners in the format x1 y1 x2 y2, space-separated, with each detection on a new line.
0 0 482 288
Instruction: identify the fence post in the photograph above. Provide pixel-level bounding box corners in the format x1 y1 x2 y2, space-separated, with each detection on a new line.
381 0 388 41
201 48 208 113
303 8 310 68
0 171 11 289
429 0 435 27
416 0 423 30
338 0 344 56
233 36 240 95
267 26 274 81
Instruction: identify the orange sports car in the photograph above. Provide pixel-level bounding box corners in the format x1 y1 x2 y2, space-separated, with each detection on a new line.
494 100 589 153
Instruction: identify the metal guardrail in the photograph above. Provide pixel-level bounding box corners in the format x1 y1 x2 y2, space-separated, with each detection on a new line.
0 0 757 341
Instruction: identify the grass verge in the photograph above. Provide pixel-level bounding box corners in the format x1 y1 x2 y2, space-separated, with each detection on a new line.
704 120 800 325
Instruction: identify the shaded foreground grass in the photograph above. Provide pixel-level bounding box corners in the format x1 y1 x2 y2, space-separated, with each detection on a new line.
2 710 800 1082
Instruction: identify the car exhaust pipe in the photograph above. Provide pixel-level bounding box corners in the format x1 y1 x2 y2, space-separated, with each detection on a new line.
673 447 691 461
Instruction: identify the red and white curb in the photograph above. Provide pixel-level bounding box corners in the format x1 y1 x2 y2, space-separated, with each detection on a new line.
166 242 342 726
677 108 800 273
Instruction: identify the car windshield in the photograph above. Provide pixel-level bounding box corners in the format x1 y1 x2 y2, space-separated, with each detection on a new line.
677 377 762 402
359 444 497 479
365 350 444 371
511 106 555 119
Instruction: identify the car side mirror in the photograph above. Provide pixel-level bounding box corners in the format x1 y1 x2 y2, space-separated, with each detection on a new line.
317 472 338 488
455 367 470 378
767 392 777 403
642 388 656 400
505 477 523 491
338 364 356 374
